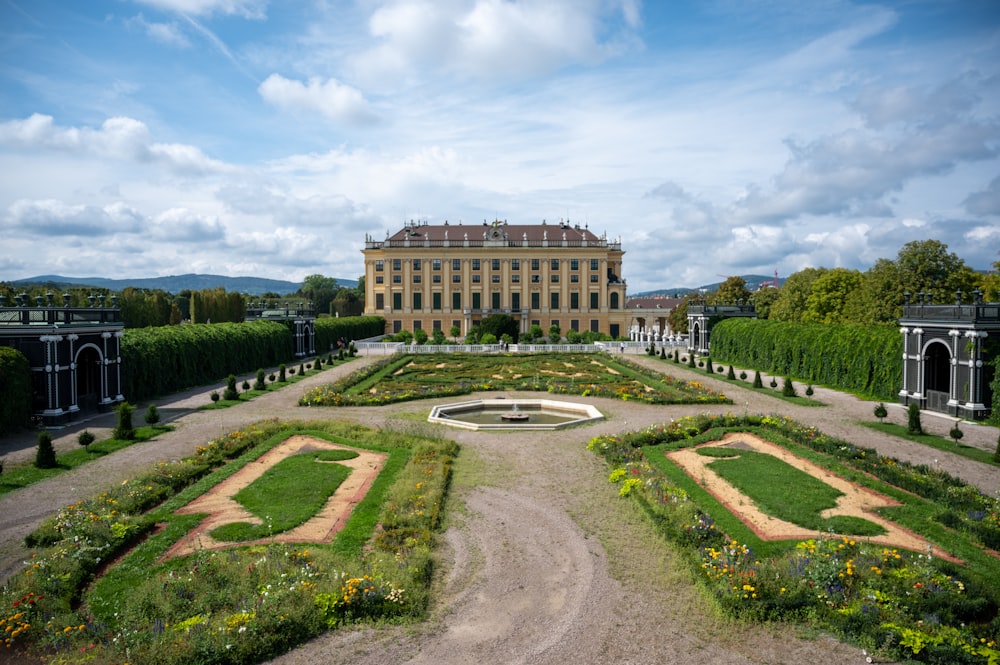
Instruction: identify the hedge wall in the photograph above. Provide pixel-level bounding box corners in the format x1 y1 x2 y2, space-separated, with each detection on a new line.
315 316 385 353
0 346 31 434
707 318 901 400
120 321 294 402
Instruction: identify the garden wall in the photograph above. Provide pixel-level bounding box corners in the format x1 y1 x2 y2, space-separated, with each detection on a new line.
314 316 385 353
0 346 31 434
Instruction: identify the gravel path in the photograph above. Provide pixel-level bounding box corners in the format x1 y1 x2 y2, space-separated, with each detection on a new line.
1 351 997 664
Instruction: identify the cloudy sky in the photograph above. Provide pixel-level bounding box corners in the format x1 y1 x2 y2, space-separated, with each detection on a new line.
1 0 998 293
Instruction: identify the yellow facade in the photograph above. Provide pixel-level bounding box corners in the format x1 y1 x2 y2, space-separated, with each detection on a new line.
363 220 629 338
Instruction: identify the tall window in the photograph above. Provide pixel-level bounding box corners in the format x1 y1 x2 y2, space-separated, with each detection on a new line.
472 292 481 309
392 258 401 270
432 292 442 310
491 292 501 309
570 259 579 270
392 292 402 310
491 258 500 270
551 292 559 309
610 292 620 309
432 259 441 271
472 259 481 270
375 260 384 271
512 292 520 310
531 292 540 309
452 258 461 270
452 292 461 310
413 292 422 310
590 292 599 309
531 258 540 270
590 258 599 270
570 292 579 309
413 259 421 270
550 258 559 270
375 293 384 309
512 259 520 270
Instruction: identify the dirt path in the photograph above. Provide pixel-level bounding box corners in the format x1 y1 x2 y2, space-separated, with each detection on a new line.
1 351 997 664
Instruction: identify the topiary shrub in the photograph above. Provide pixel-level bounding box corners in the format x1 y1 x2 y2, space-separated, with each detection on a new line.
210 391 220 403
805 384 814 398
705 358 714 373
687 354 695 367
278 364 287 382
144 404 160 425
35 431 57 469
769 377 778 389
950 420 964 446
299 363 305 375
223 374 239 401
739 370 747 381
753 371 763 389
782 376 795 397
726 365 736 380
254 369 266 391
77 430 95 450
660 347 666 359
873 402 888 423
114 402 136 440
907 402 923 435
673 350 680 364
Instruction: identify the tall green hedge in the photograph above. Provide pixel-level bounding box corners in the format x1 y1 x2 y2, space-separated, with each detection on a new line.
708 318 901 400
315 316 385 353
120 321 294 402
0 346 31 433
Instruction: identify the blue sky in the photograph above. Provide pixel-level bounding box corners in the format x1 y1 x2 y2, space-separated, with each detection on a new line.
1 0 998 293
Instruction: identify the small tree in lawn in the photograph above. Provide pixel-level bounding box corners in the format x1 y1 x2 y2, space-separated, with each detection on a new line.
805 384 814 398
299 362 305 376
727 365 736 380
753 371 763 389
254 368 266 391
35 431 57 469
144 404 160 425
77 430 95 450
278 364 287 382
949 420 964 447
873 402 888 423
223 374 239 401
906 402 923 435
114 402 136 440
782 376 795 397
660 347 666 359
688 354 696 368
210 391 220 403
769 377 778 389
673 350 680 364
705 358 714 373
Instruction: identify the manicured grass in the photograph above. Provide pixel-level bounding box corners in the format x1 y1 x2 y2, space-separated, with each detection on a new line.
0 425 172 497
657 354 825 406
199 358 351 410
860 421 998 466
210 449 358 541
698 445 885 535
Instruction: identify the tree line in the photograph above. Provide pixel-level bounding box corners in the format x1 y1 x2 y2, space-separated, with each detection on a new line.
669 239 999 333
0 274 365 329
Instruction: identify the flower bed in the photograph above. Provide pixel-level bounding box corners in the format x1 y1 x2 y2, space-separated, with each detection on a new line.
300 352 731 407
589 414 1000 664
1 420 456 664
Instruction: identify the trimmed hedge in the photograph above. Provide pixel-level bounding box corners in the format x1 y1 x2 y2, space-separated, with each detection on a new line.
315 315 385 352
121 321 294 402
0 346 31 433
708 318 901 400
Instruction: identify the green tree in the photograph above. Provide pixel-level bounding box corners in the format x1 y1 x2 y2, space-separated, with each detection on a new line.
769 268 827 322
481 314 519 343
449 324 461 341
548 324 562 343
802 268 864 324
413 328 429 345
300 274 338 315
895 239 977 303
907 402 923 435
432 328 446 344
668 296 692 334
749 286 780 319
711 276 751 305
527 324 544 342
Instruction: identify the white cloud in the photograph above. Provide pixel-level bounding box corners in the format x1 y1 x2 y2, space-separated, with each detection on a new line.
125 14 191 47
132 0 267 19
258 74 377 125
353 0 639 85
150 208 226 241
0 114 231 176
2 199 145 236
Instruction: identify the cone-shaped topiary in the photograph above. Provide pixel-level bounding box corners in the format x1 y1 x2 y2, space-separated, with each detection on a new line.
727 365 736 380
35 431 57 468
223 374 239 401
782 376 795 397
114 402 136 440
907 402 923 435
753 371 763 389
278 364 287 382
254 368 266 391
706 358 714 373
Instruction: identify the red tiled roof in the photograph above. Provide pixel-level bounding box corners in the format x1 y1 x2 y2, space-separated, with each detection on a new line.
387 220 603 243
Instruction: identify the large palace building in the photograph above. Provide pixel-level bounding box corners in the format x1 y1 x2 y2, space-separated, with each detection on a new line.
363 219 630 338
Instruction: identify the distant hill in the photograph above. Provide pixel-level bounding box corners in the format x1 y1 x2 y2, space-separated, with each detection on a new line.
8 274 358 296
632 273 783 298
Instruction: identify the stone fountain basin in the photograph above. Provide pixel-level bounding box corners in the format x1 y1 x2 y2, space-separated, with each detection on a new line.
427 398 604 431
